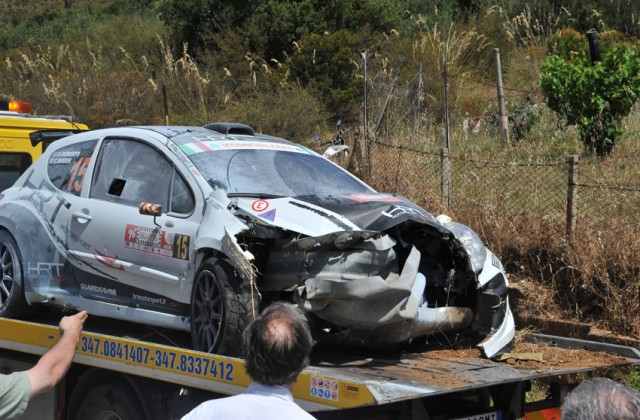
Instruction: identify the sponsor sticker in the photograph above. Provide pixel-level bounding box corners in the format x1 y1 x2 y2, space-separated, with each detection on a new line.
95 253 125 271
349 193 402 204
251 199 269 212
382 205 428 219
179 140 308 156
310 376 339 401
124 224 191 260
257 208 276 222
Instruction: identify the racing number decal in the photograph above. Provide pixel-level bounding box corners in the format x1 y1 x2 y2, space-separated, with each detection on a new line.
124 224 191 261
172 234 190 260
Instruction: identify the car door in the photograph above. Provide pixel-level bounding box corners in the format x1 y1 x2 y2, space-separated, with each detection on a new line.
24 138 99 296
65 136 199 310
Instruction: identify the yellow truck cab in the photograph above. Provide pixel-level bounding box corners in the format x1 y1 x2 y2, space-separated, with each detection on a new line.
0 96 89 190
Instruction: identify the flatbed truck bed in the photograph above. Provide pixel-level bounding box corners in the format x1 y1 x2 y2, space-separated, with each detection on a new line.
1 315 638 420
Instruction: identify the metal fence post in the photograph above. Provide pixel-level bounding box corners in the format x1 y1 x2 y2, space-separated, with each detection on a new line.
566 155 579 243
494 48 510 145
441 148 451 209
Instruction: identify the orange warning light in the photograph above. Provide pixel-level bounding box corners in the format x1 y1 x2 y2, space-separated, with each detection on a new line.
8 99 33 114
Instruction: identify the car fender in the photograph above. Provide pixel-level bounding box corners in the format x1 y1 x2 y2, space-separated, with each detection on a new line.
0 200 66 304
194 201 254 283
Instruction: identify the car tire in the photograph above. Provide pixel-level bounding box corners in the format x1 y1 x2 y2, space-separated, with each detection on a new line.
68 375 147 420
190 256 258 356
0 230 27 318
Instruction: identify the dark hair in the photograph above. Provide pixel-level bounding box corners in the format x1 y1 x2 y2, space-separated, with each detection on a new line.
562 377 640 420
243 302 313 386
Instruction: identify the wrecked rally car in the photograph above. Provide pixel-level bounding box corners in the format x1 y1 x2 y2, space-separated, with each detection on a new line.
0 124 514 358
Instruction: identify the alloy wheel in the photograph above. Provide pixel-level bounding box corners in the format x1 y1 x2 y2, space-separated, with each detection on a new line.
0 244 15 309
192 269 225 353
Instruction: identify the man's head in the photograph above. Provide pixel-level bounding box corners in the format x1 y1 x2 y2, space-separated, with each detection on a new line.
562 377 640 420
243 302 313 386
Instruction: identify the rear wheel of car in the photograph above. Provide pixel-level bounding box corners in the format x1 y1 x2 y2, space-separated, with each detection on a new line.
190 257 258 355
0 230 27 318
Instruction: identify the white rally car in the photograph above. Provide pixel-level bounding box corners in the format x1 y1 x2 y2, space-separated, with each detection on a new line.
0 124 514 357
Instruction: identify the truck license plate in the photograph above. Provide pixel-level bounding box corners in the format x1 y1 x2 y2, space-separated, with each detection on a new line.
452 411 501 420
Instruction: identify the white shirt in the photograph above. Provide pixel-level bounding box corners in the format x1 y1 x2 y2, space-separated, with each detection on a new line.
181 382 316 420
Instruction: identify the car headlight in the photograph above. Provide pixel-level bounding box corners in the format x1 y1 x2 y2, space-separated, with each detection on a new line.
442 221 487 272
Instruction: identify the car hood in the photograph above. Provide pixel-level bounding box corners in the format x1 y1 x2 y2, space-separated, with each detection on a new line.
233 193 450 237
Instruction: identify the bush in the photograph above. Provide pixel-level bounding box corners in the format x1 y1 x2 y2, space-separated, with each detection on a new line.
289 30 374 117
216 84 328 142
540 46 640 155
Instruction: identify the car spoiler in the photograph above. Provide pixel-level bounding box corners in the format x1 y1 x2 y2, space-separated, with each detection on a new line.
29 129 84 150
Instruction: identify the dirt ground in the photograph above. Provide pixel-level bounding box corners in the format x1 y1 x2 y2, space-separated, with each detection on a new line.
509 275 640 347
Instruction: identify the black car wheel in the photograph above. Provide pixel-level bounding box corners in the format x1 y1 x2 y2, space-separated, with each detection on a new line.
191 257 258 355
0 230 27 318
68 374 148 420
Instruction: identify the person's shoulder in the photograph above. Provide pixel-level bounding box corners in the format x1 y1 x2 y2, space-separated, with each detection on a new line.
181 394 250 419
284 400 317 420
296 406 317 419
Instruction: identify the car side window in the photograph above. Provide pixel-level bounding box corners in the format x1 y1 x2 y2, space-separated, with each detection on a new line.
91 138 173 209
171 170 195 214
47 140 97 196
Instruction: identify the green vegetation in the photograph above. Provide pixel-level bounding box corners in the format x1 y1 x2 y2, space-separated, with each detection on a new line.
541 46 640 155
628 367 640 391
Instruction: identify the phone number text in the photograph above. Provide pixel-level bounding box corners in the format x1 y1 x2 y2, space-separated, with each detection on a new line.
80 336 234 381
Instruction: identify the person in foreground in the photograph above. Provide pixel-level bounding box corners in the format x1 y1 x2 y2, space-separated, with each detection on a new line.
0 311 88 419
182 302 316 420
562 377 640 420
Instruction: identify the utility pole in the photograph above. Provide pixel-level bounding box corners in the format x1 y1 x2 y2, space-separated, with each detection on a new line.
495 48 510 145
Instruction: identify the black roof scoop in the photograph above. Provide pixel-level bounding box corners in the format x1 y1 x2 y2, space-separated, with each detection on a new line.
204 122 255 136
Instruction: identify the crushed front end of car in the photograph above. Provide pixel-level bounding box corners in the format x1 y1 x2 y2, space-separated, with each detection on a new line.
229 194 515 359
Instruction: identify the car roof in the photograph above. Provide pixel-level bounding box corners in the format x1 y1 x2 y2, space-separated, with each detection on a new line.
134 125 299 147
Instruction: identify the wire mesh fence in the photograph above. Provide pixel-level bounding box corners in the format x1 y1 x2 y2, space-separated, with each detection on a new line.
367 141 640 243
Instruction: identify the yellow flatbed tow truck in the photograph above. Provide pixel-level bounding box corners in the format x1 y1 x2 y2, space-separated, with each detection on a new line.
0 314 638 420
0 96 88 191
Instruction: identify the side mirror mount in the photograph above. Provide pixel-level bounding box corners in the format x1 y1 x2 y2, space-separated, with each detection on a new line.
139 202 163 227
323 145 349 159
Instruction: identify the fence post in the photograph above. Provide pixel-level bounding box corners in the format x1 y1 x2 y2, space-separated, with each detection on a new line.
494 48 510 145
442 52 451 150
565 155 579 243
361 50 371 178
440 148 451 209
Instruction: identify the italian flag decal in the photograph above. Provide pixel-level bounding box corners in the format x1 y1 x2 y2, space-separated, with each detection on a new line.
180 141 217 155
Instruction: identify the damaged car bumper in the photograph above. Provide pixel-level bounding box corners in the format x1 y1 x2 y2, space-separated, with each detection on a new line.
263 228 515 359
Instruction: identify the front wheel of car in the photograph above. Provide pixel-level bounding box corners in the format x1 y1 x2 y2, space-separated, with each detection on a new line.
190 257 258 356
0 230 27 318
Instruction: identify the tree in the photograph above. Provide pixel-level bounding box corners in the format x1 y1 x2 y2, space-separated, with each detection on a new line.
158 0 258 52
540 46 640 155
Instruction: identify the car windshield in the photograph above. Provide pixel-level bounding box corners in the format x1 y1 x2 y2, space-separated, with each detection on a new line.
186 147 372 197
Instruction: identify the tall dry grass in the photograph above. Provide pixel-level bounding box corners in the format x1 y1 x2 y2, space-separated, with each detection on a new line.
0 37 327 139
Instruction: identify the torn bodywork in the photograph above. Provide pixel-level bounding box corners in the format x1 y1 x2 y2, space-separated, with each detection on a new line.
231 195 515 359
